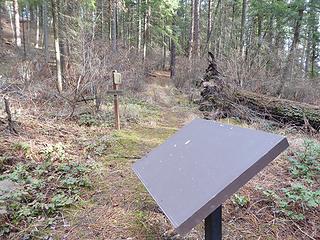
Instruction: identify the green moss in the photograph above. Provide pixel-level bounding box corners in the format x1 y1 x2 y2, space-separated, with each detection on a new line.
105 125 177 161
131 210 158 240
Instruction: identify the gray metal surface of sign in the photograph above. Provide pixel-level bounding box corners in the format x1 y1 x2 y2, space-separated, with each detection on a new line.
132 119 289 235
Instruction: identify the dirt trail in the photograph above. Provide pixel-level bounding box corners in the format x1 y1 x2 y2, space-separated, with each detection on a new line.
51 72 200 240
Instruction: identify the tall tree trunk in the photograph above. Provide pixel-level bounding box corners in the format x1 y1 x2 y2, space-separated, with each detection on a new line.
22 17 26 58
51 0 63 93
142 0 149 62
170 16 177 79
111 0 117 52
257 14 263 50
216 0 223 58
188 0 195 59
304 29 311 77
147 5 151 50
230 1 236 49
0 4 2 38
137 0 142 52
7 2 15 39
268 14 274 51
240 0 247 56
182 0 187 52
220 1 227 56
211 0 221 57
35 6 40 48
276 6 304 96
96 0 104 39
162 33 166 69
194 0 200 58
103 0 110 42
310 41 317 78
206 0 212 50
43 0 49 62
26 2 30 50
129 6 133 47
310 27 318 78
115 1 119 41
309 0 318 79
122 6 126 47
12 0 21 47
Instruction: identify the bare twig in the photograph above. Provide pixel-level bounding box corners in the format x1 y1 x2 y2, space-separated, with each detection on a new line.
292 221 316 240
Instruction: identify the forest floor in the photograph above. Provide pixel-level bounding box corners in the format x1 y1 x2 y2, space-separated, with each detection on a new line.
1 68 319 239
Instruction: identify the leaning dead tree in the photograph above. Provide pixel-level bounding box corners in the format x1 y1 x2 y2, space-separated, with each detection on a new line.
199 53 320 131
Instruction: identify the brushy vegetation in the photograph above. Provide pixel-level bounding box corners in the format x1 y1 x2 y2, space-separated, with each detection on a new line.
77 96 161 128
261 140 320 221
0 143 96 238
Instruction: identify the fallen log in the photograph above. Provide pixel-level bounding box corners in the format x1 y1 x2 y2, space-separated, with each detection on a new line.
199 53 320 131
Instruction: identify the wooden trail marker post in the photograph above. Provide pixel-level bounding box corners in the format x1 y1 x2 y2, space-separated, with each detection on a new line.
110 70 122 130
132 119 289 239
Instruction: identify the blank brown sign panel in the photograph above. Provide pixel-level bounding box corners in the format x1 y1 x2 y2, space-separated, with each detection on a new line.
132 119 289 235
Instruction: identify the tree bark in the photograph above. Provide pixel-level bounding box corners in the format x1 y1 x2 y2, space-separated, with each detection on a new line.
240 0 247 56
188 0 195 59
51 0 63 93
43 0 49 62
276 5 304 96
0 4 2 38
142 0 150 62
304 29 311 77
111 0 117 52
143 0 147 61
22 17 26 58
193 0 200 58
12 0 21 47
311 39 317 78
96 0 104 39
216 0 223 58
199 53 320 131
207 0 212 50
137 0 142 52
162 33 166 69
7 2 15 39
170 16 177 79
35 6 40 48
210 0 221 57
26 2 30 50
309 0 318 79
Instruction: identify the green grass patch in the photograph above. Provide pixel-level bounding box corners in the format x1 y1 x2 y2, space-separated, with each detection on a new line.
104 125 177 162
131 210 158 240
104 96 162 124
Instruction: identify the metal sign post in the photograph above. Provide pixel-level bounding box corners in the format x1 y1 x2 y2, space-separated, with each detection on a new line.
205 206 222 240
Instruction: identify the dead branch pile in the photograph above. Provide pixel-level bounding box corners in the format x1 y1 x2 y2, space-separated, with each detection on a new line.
199 53 320 132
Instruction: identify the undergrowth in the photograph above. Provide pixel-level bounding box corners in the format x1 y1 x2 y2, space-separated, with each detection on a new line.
261 139 320 221
77 96 161 127
0 143 95 238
